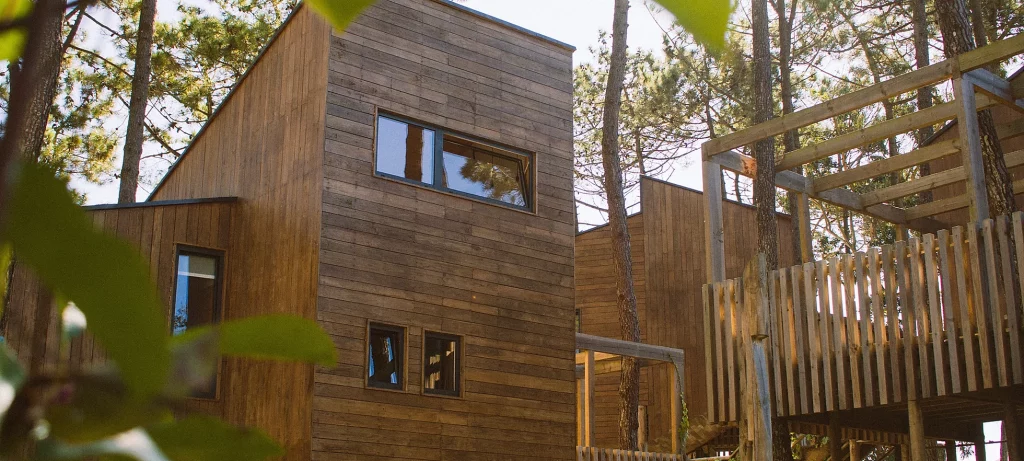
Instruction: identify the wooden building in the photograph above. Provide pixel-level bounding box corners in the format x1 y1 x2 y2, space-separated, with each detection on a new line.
575 177 796 452
1 1 577 460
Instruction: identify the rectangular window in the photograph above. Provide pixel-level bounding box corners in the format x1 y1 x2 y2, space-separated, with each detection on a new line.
367 323 405 390
172 248 223 399
374 113 534 211
423 332 460 397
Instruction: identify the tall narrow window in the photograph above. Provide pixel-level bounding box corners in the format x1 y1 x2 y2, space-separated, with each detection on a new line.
373 113 534 211
172 248 222 398
375 115 435 184
423 332 460 396
367 323 404 390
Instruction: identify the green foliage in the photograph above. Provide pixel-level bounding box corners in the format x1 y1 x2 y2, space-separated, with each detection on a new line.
3 163 171 395
652 0 732 51
0 0 30 61
304 0 375 32
176 314 338 367
147 416 283 461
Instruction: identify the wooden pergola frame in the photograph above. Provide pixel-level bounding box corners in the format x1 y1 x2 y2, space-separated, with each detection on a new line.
701 34 1024 284
575 333 686 453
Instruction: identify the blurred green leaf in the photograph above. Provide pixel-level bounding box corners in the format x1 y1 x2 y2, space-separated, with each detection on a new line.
2 163 170 395
47 372 170 443
653 0 733 51
147 416 282 461
0 345 25 417
176 315 336 367
0 243 10 318
0 0 31 62
37 428 169 461
305 0 375 31
163 330 217 398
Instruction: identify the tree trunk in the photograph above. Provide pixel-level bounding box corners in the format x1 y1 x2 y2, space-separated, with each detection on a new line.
599 0 641 450
773 2 798 459
911 0 935 203
117 0 159 203
935 0 1016 217
10 0 67 163
752 0 778 270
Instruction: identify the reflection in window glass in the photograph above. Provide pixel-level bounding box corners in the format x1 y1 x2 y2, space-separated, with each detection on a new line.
423 333 459 396
173 251 220 399
368 324 404 390
375 116 435 184
442 138 529 207
173 253 219 335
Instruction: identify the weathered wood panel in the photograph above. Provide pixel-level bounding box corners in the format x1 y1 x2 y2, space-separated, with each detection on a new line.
316 0 576 459
147 5 330 460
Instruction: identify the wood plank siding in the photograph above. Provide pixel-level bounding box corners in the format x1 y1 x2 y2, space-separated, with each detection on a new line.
1 199 235 413
147 5 331 460
314 1 576 460
575 177 795 449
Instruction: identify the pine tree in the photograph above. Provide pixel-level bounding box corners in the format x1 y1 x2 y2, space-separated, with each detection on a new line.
117 0 158 203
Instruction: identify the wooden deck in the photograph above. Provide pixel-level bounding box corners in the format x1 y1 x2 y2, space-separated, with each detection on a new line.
704 212 1024 424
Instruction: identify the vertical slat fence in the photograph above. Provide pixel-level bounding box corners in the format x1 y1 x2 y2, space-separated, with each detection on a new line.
703 214 1024 423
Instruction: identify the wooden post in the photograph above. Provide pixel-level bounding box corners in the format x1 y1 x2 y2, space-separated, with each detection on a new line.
942 440 956 461
638 405 647 451
953 78 990 224
704 160 726 283
908 399 926 461
828 412 842 461
577 378 583 445
583 350 595 447
669 353 686 455
849 440 860 461
743 255 772 461
974 427 987 461
1006 399 1021 461
796 191 813 263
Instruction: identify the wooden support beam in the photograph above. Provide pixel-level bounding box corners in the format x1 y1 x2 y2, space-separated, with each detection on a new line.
583 349 595 447
704 161 726 283
576 333 685 363
811 139 960 193
702 60 955 157
974 425 987 461
710 150 810 193
1007 399 1022 461
953 78 990 223
777 102 958 171
957 33 1024 72
908 399 925 461
849 440 861 461
828 413 843 461
671 363 682 454
862 148 1024 207
966 68 1023 109
743 255 773 461
905 177 1024 220
796 192 813 263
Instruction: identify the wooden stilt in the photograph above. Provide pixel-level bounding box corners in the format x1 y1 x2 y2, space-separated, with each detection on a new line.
908 399 926 461
704 161 726 283
1006 399 1021 461
849 440 861 461
828 412 842 461
942 440 956 461
952 77 990 224
974 426 987 461
583 350 595 447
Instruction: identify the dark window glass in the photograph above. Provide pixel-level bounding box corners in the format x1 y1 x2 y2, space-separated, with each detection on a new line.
172 250 221 398
441 137 529 207
375 116 435 184
368 324 404 390
423 332 460 396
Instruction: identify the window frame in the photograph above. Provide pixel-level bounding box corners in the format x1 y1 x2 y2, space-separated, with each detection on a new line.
171 245 225 401
365 322 407 392
421 331 462 398
372 111 537 213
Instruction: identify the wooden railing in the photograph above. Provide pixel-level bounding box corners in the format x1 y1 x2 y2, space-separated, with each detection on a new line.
576 447 687 461
703 213 1024 423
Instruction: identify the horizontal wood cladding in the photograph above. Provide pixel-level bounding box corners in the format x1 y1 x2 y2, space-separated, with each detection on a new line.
148 6 330 461
316 0 575 459
2 201 233 419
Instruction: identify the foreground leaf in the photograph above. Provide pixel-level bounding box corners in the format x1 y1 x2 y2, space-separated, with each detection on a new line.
37 428 169 461
3 163 170 395
653 0 733 51
0 345 24 416
163 330 218 398
47 372 170 443
147 416 282 461
305 0 375 31
175 315 336 367
0 0 31 61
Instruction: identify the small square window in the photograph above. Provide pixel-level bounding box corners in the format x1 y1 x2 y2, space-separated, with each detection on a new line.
172 248 223 399
367 323 405 390
423 332 460 396
375 116 435 184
